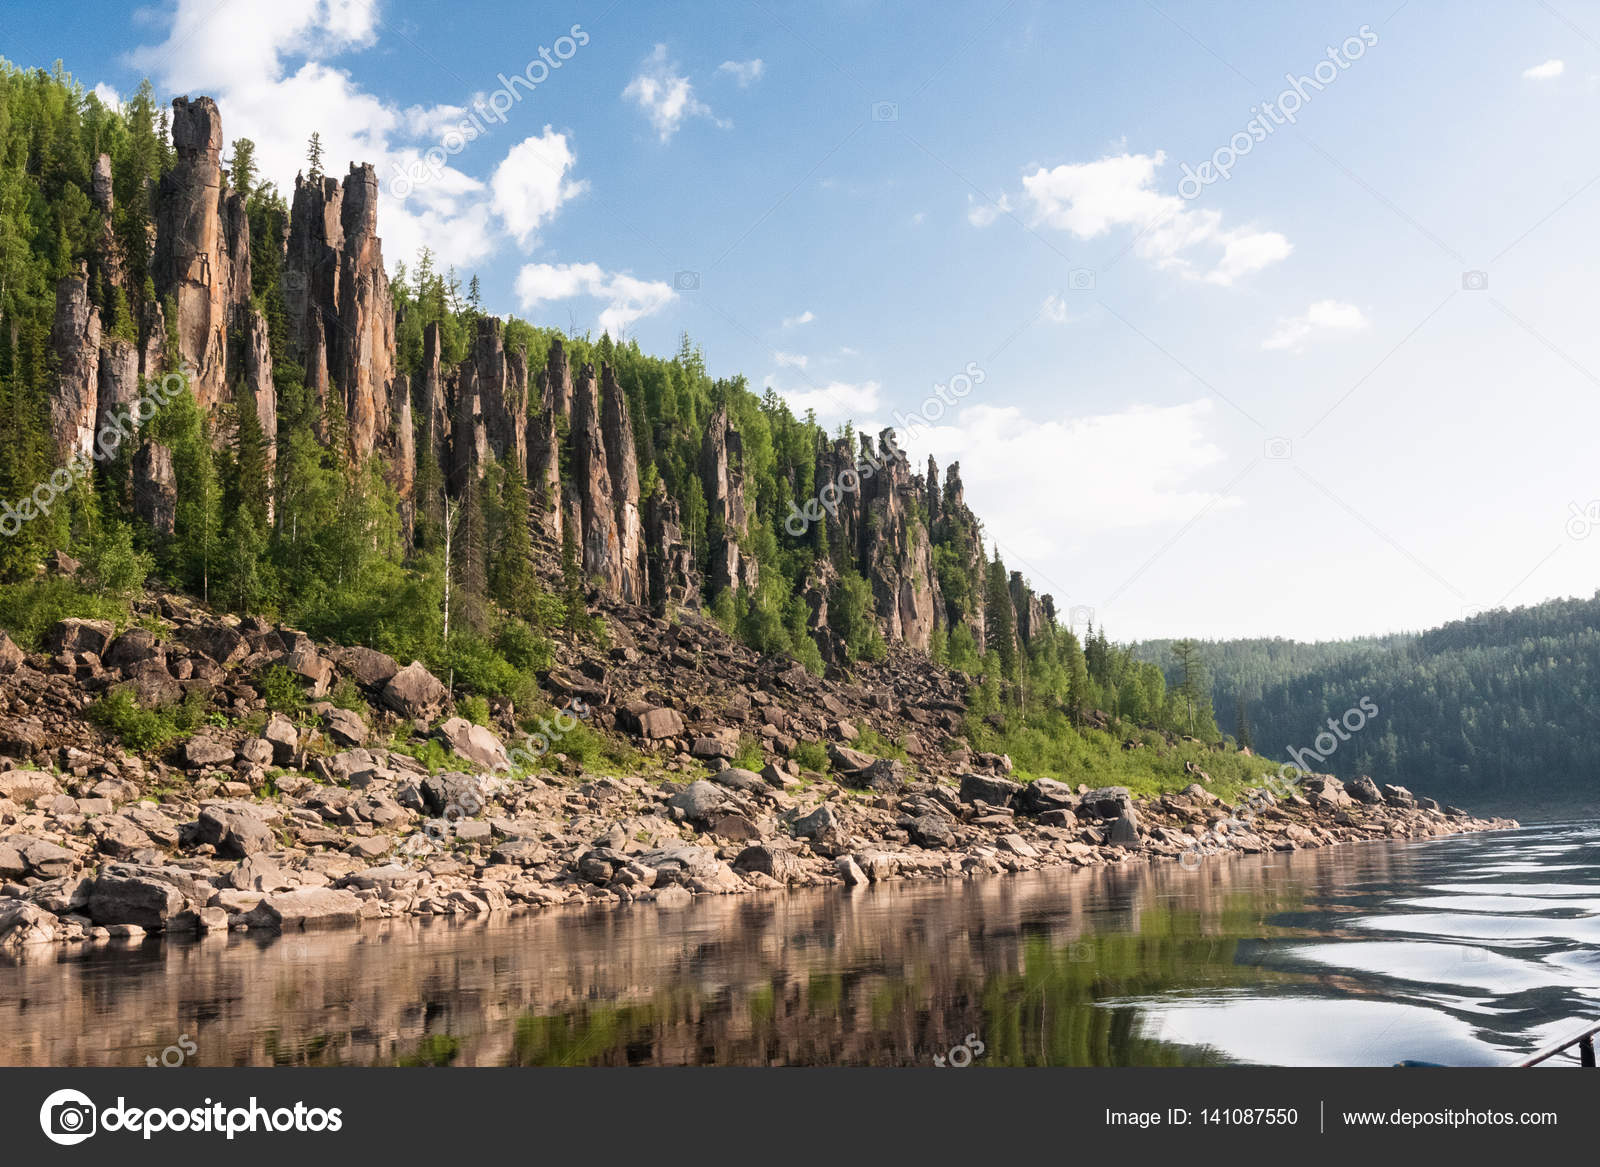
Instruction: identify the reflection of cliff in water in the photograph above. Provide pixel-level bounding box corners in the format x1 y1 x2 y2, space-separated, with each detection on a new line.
0 847 1346 1067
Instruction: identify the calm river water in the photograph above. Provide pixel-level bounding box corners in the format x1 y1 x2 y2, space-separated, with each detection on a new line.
3 823 1595 1067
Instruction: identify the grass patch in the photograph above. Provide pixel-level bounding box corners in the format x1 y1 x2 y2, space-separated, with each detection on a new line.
790 739 829 773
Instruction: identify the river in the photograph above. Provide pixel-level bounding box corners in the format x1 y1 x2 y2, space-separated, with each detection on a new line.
2 823 1593 1067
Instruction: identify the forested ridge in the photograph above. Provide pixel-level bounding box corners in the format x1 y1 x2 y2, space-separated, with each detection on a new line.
1136 593 1600 803
0 59 1281 793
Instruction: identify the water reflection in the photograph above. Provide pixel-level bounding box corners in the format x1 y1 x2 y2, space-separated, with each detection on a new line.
2 824 1595 1067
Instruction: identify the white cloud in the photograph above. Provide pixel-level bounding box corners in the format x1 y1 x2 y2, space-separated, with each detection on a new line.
92 82 122 110
1021 150 1291 285
513 262 675 338
1523 59 1564 80
767 378 882 421
910 211 927 226
623 44 728 141
1261 299 1370 351
781 310 815 328
125 0 514 273
774 351 808 369
1041 293 1073 323
967 192 1013 227
907 400 1234 555
717 58 765 87
490 128 588 249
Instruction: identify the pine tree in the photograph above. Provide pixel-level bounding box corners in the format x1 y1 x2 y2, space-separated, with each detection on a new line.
306 132 324 181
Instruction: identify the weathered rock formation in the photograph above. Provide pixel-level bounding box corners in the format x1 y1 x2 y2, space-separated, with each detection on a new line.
569 365 623 594
49 268 101 467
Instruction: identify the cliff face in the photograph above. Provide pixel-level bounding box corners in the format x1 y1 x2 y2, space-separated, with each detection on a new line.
153 97 247 413
41 94 1015 668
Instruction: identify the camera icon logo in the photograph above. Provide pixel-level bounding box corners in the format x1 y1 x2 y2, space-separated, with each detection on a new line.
1264 437 1293 460
1068 268 1096 291
282 270 306 293
1066 604 1095 628
871 101 899 122
40 1089 97 1146
1461 270 1488 291
673 270 700 291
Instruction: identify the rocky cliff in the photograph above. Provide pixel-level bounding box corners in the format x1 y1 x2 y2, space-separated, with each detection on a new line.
40 95 1035 667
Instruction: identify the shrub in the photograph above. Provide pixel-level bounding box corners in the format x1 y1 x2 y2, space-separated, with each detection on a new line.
460 694 491 727
791 739 829 773
87 686 207 753
259 665 303 713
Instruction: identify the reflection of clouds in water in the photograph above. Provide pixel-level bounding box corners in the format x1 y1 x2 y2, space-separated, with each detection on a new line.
1130 997 1503 1067
1396 894 1600 914
1281 940 1569 993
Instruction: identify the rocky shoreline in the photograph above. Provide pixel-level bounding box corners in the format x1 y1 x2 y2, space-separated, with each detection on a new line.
0 599 1516 953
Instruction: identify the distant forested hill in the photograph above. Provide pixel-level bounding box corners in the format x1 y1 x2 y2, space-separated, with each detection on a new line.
1135 594 1600 803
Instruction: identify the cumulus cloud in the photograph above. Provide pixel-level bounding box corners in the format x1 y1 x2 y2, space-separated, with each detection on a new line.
774 351 808 369
1523 59 1564 80
125 0 523 272
766 378 882 422
1042 293 1072 323
1021 150 1291 285
903 400 1235 562
967 192 1013 227
781 310 815 328
1261 299 1370 351
717 58 765 87
92 82 122 110
513 262 675 338
490 128 588 249
623 44 728 141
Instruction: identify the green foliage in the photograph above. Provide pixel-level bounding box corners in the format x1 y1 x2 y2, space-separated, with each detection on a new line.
459 694 491 727
0 576 126 648
258 664 303 713
731 735 766 772
88 685 207 752
827 570 885 663
791 739 829 773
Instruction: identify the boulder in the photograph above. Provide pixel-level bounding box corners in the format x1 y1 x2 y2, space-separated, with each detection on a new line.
179 623 246 666
1108 810 1142 848
0 630 23 674
195 802 274 858
958 773 1023 808
90 814 157 858
1381 783 1418 809
244 887 365 931
1080 786 1134 820
0 770 58 805
88 871 195 930
182 734 235 769
733 844 807 882
263 713 299 764
330 644 400 688
619 700 684 740
103 627 163 670
1347 776 1384 805
44 617 114 656
793 804 839 842
438 716 509 770
668 780 729 823
382 661 448 721
1014 778 1078 816
690 727 740 760
324 706 370 747
907 813 955 848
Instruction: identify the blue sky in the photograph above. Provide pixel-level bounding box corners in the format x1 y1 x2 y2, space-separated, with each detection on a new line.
13 0 1600 641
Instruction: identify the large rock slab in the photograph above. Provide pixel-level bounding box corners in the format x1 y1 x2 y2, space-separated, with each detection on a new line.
382 661 448 721
438 717 509 771
243 887 366 931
